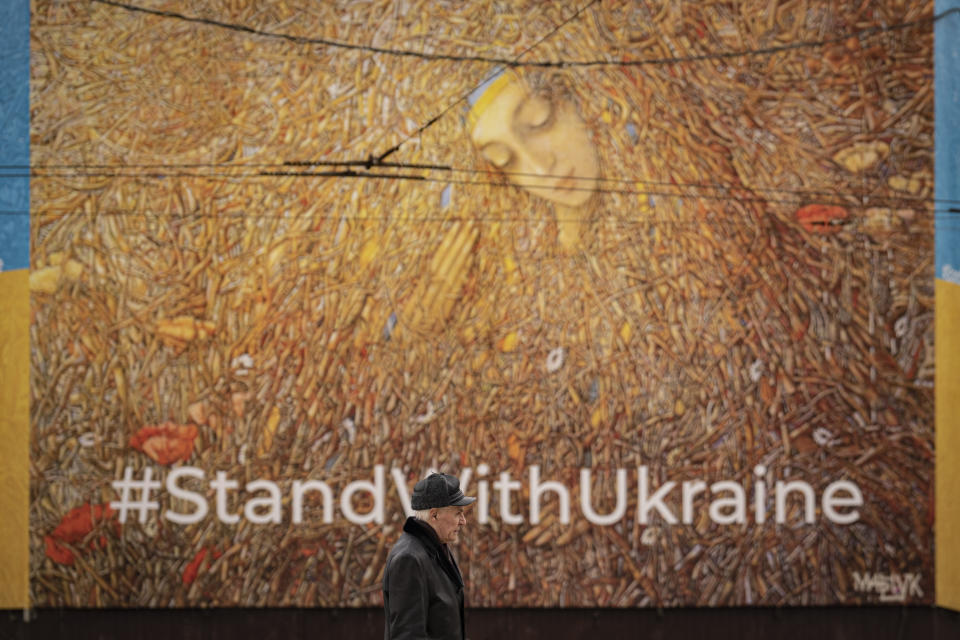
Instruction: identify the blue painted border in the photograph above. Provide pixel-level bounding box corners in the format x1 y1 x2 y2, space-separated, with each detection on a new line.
0 0 29 272
937 0 960 283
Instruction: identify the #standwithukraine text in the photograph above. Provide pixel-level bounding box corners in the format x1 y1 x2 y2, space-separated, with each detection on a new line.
110 463 865 528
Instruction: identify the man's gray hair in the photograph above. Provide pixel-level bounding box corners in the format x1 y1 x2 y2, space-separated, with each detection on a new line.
413 509 432 521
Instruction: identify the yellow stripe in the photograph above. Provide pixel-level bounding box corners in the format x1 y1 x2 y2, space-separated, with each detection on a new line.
937 277 960 610
0 268 30 608
467 72 518 129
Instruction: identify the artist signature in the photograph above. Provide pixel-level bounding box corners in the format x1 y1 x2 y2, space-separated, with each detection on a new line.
851 571 923 603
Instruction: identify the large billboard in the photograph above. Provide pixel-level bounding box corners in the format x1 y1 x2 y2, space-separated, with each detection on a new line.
13 0 944 607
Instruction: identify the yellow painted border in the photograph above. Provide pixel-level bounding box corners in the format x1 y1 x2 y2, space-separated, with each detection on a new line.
0 268 29 608
937 277 960 610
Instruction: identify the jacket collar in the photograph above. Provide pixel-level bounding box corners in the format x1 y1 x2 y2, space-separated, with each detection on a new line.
403 515 443 547
403 516 464 588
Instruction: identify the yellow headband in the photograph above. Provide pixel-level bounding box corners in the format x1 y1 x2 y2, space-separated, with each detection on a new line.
466 71 518 130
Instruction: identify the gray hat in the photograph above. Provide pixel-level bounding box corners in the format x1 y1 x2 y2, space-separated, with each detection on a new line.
411 473 476 510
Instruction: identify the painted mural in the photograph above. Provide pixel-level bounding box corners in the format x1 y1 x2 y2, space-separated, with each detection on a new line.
21 0 937 607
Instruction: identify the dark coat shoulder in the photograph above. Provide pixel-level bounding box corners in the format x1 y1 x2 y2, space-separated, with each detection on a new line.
383 518 465 640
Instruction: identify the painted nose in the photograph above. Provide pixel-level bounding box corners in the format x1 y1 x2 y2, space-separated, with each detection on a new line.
515 144 556 176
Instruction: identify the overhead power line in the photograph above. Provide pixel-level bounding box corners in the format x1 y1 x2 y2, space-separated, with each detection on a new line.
17 3 948 228
91 0 955 69
9 161 955 207
5 169 950 217
12 204 955 225
68 2 947 178
372 0 599 163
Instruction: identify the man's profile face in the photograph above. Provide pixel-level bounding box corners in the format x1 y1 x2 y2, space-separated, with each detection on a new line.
431 506 469 544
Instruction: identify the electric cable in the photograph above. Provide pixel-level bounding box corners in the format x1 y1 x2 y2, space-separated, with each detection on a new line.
90 0 955 70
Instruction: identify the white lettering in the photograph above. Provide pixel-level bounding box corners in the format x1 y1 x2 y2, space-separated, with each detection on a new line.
340 464 385 524
681 480 706 524
530 465 571 525
494 471 524 524
459 467 473 494
292 479 334 524
822 480 863 524
475 464 491 525
907 573 923 597
118 464 871 529
754 465 767 524
775 480 815 524
709 481 746 524
164 466 208 525
390 467 413 517
852 571 924 603
244 480 282 524
637 466 678 524
580 468 627 525
211 470 240 524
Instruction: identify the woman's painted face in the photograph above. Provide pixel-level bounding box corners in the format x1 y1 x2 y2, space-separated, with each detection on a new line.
470 79 599 208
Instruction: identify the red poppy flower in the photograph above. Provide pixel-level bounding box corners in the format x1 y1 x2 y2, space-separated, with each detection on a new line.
796 204 849 234
44 503 118 565
182 547 223 586
130 422 198 465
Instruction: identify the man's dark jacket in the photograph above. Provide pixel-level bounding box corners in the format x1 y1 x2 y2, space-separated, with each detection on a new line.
382 517 466 640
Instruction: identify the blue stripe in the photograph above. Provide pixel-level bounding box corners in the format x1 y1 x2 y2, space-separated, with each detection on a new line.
0 0 29 272
936 0 960 283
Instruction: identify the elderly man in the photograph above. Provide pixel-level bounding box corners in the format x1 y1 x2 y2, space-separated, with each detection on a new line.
382 472 476 640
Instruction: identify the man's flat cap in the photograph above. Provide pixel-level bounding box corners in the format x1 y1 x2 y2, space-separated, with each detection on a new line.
411 473 476 510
